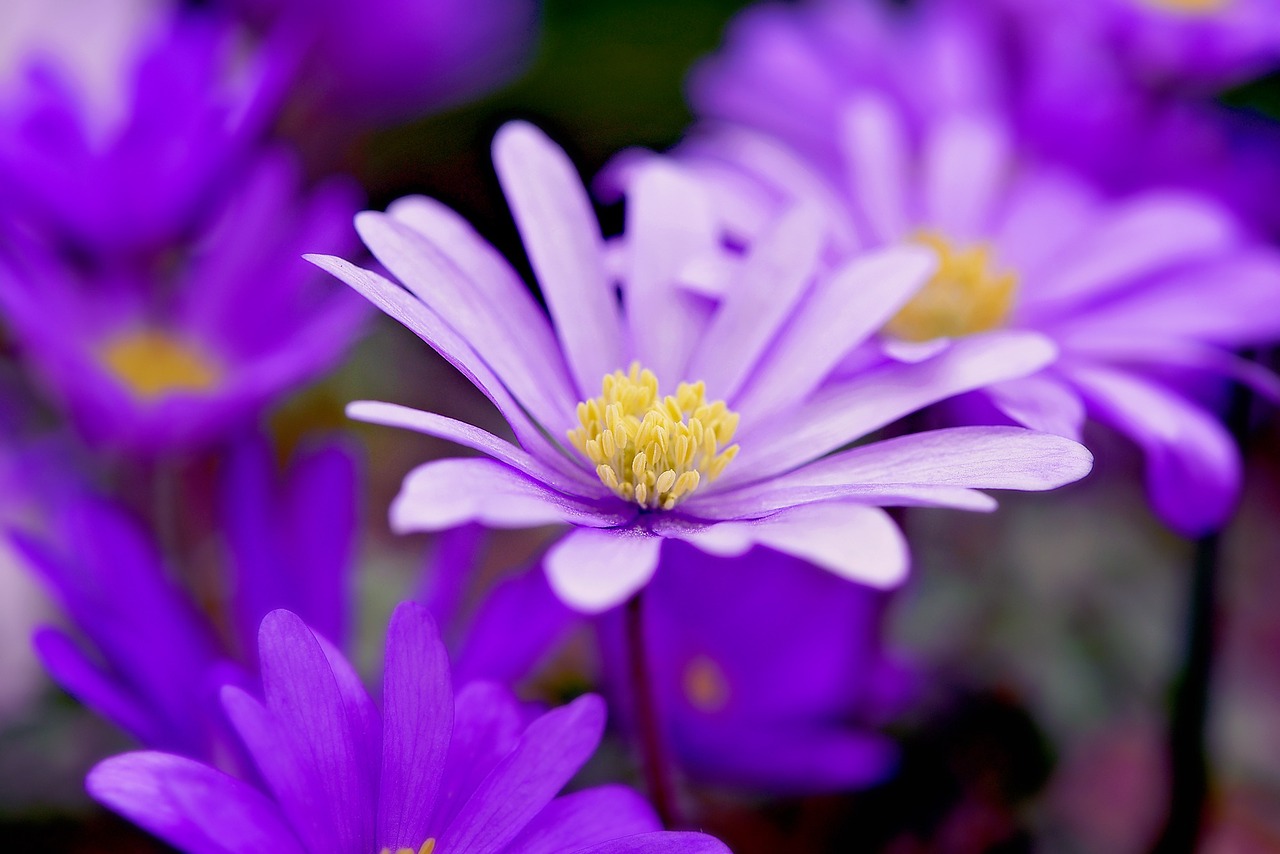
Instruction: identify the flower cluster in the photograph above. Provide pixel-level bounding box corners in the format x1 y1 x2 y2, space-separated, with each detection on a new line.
1 0 1279 851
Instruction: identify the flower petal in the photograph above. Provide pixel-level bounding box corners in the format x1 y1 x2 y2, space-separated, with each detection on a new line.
88 751 305 854
575 832 733 853
921 113 1010 243
840 93 911 244
453 567 578 686
1063 364 1241 536
355 210 578 436
726 331 1057 487
347 400 604 496
390 458 630 533
492 122 624 397
686 202 827 402
983 375 1087 440
378 602 453 851
544 528 664 614
505 785 660 854
670 503 909 588
624 161 720 384
429 681 525 833
732 245 936 418
437 694 607 854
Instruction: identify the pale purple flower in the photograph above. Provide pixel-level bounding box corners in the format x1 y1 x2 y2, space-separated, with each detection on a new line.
666 1 1280 536
309 120 1091 613
88 602 729 853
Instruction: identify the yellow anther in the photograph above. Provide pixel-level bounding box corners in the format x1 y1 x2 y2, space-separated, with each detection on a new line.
568 363 740 510
683 655 731 713
884 231 1018 343
99 328 222 401
382 839 436 854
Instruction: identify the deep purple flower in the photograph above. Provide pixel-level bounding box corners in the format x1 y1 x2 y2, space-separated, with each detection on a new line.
598 541 912 793
310 121 1091 613
0 151 367 453
89 602 729 853
672 3 1280 535
225 0 538 126
0 1 290 255
10 436 359 763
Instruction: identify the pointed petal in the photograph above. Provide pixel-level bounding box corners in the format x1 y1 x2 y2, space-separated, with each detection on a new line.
984 375 1087 440
390 458 630 533
506 786 660 854
437 694 607 854
1064 364 1241 535
492 122 624 396
88 752 304 854
672 503 908 588
377 603 453 850
544 528 663 614
453 567 579 686
429 681 525 833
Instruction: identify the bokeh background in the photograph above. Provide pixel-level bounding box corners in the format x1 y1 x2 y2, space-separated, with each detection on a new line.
2 1 1280 851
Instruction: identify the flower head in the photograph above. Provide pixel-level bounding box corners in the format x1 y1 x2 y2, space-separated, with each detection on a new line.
665 2 1280 535
311 121 1091 613
88 602 729 853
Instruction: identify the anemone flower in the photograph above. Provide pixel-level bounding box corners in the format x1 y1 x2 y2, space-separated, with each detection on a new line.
598 541 912 793
9 435 358 764
89 602 730 853
0 151 367 453
310 121 1091 613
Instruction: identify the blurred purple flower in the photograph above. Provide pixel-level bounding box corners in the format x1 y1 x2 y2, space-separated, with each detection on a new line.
671 1 1280 535
599 541 913 793
310 120 1091 613
9 436 359 764
0 0 291 255
226 0 538 126
88 602 730 853
0 152 367 453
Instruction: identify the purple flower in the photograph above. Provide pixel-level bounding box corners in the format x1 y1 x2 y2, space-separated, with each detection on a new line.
0 2 290 255
0 151 367 453
309 121 1091 613
670 4 1280 535
225 0 538 126
10 436 359 763
88 602 730 853
598 541 913 793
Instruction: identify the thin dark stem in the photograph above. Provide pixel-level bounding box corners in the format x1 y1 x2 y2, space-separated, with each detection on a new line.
625 591 680 829
1150 359 1257 854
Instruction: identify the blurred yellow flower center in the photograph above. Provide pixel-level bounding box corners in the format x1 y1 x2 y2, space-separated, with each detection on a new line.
683 655 730 713
382 840 435 854
569 363 739 511
883 231 1018 343
99 329 222 401
1142 0 1229 15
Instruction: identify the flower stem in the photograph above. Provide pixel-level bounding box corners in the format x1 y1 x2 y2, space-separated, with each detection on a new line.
1151 361 1257 854
625 590 680 828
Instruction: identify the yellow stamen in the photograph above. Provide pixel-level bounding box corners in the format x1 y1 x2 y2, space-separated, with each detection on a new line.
1140 0 1230 15
683 655 730 713
99 328 222 401
568 363 739 510
382 839 436 854
884 231 1017 343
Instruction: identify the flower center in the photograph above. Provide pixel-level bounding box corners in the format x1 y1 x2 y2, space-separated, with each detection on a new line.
99 328 222 401
1140 0 1230 15
382 840 435 854
683 654 730 713
883 231 1018 343
568 364 739 510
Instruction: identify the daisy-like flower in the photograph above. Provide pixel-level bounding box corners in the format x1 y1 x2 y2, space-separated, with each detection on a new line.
0 152 367 452
310 121 1091 613
88 602 729 853
669 2 1280 536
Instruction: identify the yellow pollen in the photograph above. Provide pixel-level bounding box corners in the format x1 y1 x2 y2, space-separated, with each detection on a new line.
568 363 740 510
382 839 435 854
1140 0 1230 15
883 231 1018 343
683 655 730 713
99 328 222 401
